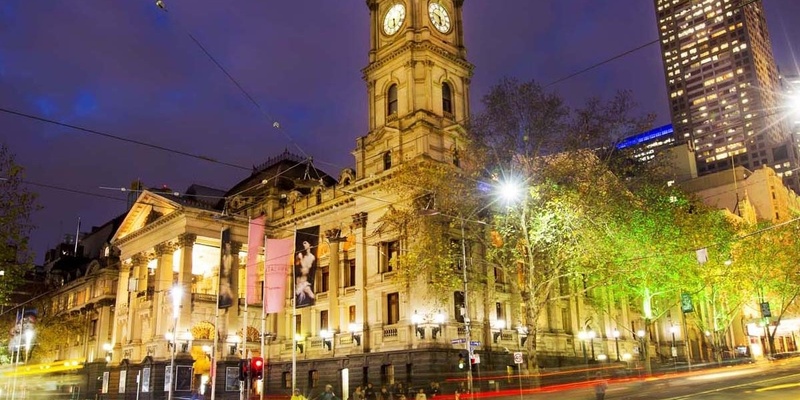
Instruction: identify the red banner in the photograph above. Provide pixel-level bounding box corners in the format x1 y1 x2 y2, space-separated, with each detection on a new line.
246 216 266 305
263 238 293 314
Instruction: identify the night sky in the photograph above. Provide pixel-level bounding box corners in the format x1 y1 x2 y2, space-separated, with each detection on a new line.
2 0 799 264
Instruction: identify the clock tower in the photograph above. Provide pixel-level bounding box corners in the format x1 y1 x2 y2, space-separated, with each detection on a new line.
355 0 473 178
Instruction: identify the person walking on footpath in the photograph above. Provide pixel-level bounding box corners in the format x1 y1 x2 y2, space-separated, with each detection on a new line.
291 388 308 400
315 384 339 400
594 372 608 400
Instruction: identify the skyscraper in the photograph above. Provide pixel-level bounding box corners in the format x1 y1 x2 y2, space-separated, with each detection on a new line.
654 0 798 191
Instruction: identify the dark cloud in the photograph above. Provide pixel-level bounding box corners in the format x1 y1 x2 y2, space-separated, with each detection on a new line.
1 0 798 263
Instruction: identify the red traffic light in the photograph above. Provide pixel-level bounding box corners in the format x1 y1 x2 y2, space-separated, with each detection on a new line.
250 357 264 380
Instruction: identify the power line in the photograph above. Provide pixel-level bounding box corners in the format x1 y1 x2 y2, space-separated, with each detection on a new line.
543 0 761 88
0 107 251 171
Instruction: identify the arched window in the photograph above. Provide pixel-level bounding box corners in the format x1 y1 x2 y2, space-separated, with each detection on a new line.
387 84 398 116
383 151 392 170
442 82 453 115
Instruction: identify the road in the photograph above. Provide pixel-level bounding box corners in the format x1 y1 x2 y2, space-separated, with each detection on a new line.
472 358 800 399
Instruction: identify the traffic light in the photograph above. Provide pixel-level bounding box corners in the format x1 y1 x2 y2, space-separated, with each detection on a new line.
457 352 466 370
250 357 264 380
238 359 249 381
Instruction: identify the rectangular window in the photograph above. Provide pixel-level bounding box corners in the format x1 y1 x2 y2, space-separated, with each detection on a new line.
559 276 570 296
454 292 465 323
561 307 572 333
346 259 356 287
282 372 291 389
380 241 401 273
309 370 319 389
320 310 329 331
349 305 357 323
320 267 329 293
380 364 395 386
495 302 505 321
387 292 400 325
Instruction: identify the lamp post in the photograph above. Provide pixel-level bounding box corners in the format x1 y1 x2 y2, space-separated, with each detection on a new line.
460 219 474 398
168 285 183 400
636 329 646 362
613 329 620 362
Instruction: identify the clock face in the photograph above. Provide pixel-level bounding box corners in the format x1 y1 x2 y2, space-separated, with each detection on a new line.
383 4 406 36
428 2 451 33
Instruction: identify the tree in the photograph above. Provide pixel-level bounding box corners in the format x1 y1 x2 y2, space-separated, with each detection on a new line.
0 143 38 305
466 78 657 379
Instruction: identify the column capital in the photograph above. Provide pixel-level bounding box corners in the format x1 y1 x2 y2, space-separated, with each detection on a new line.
230 241 243 253
325 229 346 243
154 242 175 257
351 212 368 229
177 233 197 249
130 253 147 267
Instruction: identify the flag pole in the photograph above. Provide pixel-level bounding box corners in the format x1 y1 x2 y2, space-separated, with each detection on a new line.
291 227 297 394
242 218 250 400
261 234 268 400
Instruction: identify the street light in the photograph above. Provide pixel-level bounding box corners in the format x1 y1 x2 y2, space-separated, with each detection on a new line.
168 285 183 400
613 329 621 361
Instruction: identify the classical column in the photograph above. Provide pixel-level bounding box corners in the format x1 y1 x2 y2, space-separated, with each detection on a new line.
352 212 369 346
176 233 196 330
114 259 132 347
224 241 243 345
154 242 175 338
129 253 147 344
325 229 344 332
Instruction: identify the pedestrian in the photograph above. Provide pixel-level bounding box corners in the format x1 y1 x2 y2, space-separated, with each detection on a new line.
594 372 608 400
291 388 308 400
377 386 393 400
353 386 365 400
414 388 427 400
365 382 376 400
315 384 339 400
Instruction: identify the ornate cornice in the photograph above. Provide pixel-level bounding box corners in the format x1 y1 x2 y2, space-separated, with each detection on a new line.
362 41 474 79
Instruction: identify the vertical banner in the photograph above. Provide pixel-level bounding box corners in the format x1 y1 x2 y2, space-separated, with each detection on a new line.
294 226 320 308
264 238 294 314
246 216 266 305
218 228 234 309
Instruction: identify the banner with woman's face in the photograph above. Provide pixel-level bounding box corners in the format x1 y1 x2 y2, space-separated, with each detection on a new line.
294 226 320 308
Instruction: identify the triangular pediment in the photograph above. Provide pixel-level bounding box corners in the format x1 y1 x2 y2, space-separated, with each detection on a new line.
113 190 184 242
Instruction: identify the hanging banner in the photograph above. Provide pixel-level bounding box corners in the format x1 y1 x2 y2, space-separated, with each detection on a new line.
294 226 320 308
264 238 294 314
246 216 266 305
218 228 234 309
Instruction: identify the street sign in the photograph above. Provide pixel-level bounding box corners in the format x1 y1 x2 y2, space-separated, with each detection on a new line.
470 341 481 347
513 352 523 364
471 354 481 364
451 338 466 345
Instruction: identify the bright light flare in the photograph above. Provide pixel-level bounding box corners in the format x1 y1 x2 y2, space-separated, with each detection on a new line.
498 179 524 204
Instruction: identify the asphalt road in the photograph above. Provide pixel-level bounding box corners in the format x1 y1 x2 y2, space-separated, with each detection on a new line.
475 358 800 399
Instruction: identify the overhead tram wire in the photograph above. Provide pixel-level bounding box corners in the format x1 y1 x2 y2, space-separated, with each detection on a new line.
0 107 250 172
153 1 320 179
